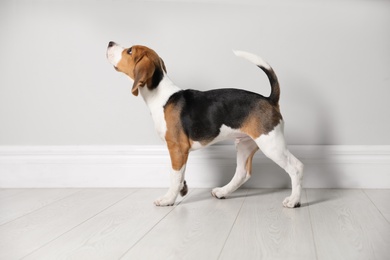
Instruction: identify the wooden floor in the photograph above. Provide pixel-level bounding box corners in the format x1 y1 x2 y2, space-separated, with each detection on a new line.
0 188 389 260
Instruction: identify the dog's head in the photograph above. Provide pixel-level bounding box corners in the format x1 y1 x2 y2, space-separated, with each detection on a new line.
106 42 166 96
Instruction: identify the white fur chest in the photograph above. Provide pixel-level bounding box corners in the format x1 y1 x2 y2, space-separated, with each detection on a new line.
149 102 168 140
139 76 181 141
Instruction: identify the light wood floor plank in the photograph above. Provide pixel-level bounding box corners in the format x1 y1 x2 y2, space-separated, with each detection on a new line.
363 189 390 223
2 188 389 260
0 188 133 260
219 189 316 260
306 189 390 260
120 189 247 260
0 188 80 225
23 189 189 260
0 189 27 199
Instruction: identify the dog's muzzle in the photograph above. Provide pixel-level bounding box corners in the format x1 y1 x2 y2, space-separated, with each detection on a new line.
106 41 123 67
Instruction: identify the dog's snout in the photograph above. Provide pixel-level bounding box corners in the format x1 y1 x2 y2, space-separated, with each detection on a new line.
108 41 116 48
106 41 123 67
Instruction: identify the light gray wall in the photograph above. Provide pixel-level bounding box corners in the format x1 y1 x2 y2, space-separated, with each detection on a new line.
1 0 389 145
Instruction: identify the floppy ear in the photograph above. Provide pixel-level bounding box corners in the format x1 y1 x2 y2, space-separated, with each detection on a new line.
132 56 155 96
160 58 167 73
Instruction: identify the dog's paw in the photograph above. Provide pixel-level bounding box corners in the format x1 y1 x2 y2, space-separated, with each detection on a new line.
283 196 301 208
154 196 175 207
211 188 226 199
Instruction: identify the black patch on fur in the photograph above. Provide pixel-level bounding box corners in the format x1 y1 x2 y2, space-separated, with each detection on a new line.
258 66 280 104
180 180 188 197
165 89 275 142
149 66 164 90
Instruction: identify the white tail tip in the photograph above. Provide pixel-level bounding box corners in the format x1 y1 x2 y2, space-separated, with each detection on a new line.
233 49 271 69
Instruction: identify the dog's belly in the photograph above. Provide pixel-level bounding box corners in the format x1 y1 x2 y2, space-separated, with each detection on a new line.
190 124 247 151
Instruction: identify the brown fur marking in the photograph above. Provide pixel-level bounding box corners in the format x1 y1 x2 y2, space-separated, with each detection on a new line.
240 100 282 139
240 113 263 139
245 147 259 175
164 102 190 171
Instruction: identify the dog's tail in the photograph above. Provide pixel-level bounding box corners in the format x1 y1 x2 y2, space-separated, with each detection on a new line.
233 50 280 104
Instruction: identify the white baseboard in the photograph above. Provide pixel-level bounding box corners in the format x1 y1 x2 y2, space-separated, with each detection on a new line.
0 145 389 188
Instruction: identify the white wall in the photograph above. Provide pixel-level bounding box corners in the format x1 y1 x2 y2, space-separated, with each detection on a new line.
1 0 389 146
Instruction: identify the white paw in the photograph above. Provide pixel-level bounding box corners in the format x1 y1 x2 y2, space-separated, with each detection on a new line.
154 196 176 206
283 196 301 208
211 187 227 199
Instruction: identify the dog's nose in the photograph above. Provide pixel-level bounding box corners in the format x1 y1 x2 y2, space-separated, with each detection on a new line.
108 41 116 47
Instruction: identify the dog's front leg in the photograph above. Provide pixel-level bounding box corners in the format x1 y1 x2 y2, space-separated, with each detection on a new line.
154 166 186 206
154 143 189 206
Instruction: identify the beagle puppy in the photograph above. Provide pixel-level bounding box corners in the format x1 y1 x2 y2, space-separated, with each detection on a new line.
106 42 303 208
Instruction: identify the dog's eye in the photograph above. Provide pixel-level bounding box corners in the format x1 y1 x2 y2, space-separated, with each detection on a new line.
127 48 132 55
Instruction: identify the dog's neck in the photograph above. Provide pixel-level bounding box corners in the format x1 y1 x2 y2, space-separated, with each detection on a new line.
139 74 181 109
139 75 181 140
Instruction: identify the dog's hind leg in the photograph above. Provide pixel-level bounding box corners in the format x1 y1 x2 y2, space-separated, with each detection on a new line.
255 121 304 208
212 137 258 199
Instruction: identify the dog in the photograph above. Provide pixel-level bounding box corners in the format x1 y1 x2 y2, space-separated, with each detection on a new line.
106 42 303 208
